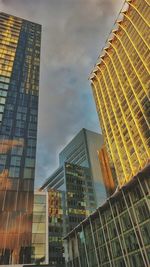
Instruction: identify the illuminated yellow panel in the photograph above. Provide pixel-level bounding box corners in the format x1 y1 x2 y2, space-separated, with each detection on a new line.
90 0 150 188
0 16 21 80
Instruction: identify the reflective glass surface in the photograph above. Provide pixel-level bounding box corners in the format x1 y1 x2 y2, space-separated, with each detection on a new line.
0 12 41 264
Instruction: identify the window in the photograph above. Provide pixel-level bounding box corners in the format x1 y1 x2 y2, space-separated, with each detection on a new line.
34 195 46 204
23 167 34 179
0 154 7 166
0 97 6 104
0 105 4 113
131 184 143 202
26 147 36 157
141 222 150 245
33 213 46 223
129 253 145 267
10 156 21 166
11 145 23 156
0 90 7 97
32 223 45 234
120 212 132 231
135 201 149 222
9 166 20 178
112 239 122 258
125 231 139 252
25 158 35 167
32 233 45 243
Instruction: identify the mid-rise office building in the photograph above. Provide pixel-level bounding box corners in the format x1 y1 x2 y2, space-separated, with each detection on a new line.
41 129 107 233
42 128 106 207
43 161 102 233
65 165 150 267
41 129 107 266
0 12 41 264
90 0 150 188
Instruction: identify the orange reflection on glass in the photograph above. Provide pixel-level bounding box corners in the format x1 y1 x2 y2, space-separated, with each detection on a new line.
98 146 115 197
0 139 33 264
0 139 24 154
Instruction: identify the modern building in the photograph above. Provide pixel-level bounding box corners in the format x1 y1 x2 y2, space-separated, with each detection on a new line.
42 128 106 207
41 129 107 266
90 0 150 189
0 12 41 264
32 191 48 265
65 165 150 267
48 189 66 267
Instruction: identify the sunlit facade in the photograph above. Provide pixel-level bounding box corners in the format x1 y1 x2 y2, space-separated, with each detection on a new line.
0 12 41 264
90 0 150 188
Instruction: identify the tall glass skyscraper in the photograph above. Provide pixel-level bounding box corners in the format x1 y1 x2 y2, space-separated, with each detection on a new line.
0 12 41 264
90 0 150 189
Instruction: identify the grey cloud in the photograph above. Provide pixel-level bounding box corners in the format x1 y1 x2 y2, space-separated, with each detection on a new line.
0 0 124 187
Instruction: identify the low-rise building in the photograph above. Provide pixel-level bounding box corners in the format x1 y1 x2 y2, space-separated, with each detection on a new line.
32 191 49 265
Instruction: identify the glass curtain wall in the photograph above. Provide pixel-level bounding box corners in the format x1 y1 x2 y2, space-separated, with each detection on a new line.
0 12 41 264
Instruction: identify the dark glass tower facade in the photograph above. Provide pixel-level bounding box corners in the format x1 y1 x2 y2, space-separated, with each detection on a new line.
0 12 41 264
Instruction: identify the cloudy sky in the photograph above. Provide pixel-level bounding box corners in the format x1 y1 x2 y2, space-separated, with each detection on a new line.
0 0 123 187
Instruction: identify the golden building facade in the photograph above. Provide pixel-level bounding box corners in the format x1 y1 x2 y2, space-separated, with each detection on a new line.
90 0 150 188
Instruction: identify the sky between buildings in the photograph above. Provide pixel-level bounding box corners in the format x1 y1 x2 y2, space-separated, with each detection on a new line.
0 0 124 187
